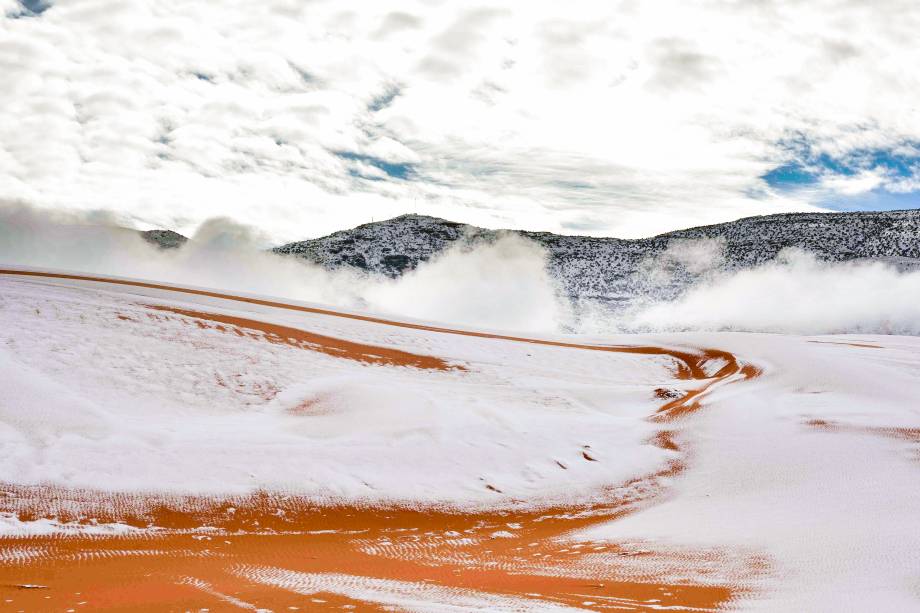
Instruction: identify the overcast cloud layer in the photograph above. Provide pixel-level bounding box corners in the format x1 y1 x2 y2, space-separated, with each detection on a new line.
3 0 920 241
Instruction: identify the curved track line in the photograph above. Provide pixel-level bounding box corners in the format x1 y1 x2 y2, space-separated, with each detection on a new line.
2 268 730 380
142 304 458 371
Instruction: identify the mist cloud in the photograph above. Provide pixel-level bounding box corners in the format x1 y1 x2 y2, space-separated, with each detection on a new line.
4 203 920 336
639 237 725 284
633 249 920 335
0 204 568 333
364 233 569 332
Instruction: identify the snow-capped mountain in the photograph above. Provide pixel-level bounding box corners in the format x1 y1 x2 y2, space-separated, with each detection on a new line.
273 209 920 307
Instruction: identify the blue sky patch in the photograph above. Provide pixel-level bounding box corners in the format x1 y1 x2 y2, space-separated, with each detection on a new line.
762 136 920 211
9 0 52 17
336 151 415 181
822 189 920 212
761 162 820 189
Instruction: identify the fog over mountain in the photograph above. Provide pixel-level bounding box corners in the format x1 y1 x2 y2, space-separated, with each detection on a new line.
274 209 920 310
7 204 920 335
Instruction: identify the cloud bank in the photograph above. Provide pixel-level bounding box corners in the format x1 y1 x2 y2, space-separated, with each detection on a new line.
3 0 920 241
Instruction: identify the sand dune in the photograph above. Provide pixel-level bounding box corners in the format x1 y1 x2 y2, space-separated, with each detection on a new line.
1 268 919 611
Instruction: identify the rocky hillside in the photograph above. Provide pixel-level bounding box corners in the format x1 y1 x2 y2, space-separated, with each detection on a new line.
141 229 188 249
273 209 920 309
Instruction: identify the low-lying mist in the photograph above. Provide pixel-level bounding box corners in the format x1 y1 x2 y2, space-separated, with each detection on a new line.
632 249 920 336
0 204 564 333
3 203 920 336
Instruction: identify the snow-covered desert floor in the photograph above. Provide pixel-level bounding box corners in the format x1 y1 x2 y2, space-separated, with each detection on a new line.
1 268 919 611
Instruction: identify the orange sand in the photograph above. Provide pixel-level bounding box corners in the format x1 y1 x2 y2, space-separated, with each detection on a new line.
142 304 459 371
807 340 882 349
0 522 743 612
804 419 920 446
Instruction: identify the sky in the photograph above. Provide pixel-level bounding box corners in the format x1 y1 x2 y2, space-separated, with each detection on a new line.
2 0 920 243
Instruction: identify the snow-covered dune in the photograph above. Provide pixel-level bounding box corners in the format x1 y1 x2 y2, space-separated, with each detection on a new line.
0 267 688 506
0 268 918 612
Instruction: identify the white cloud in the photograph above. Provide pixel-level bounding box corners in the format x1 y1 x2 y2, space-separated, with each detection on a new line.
2 0 919 241
821 170 886 195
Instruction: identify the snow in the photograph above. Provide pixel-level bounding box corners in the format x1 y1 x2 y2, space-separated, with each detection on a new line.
573 332 920 611
0 513 139 537
0 270 673 506
2 269 920 610
235 566 587 612
180 577 271 612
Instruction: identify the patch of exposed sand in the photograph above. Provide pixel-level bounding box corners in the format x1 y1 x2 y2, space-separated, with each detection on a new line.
807 340 883 349
142 304 460 371
0 505 750 612
804 419 920 446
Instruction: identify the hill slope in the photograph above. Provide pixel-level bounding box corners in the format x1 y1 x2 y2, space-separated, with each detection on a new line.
274 209 920 306
141 229 188 249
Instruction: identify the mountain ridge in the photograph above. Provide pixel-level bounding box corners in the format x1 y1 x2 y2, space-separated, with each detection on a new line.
140 208 920 311
272 209 920 309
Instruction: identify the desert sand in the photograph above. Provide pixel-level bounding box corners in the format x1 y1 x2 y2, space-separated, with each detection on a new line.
1 268 918 611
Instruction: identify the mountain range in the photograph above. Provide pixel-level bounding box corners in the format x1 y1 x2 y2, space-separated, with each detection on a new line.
144 209 920 309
